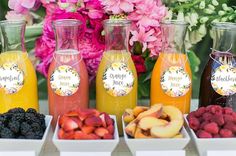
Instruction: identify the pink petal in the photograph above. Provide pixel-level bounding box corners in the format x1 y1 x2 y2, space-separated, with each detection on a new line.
120 1 134 12
8 0 16 9
88 10 103 19
21 0 35 9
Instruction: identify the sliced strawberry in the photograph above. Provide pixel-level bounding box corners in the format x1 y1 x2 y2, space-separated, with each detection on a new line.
58 129 65 139
63 131 75 140
59 115 69 127
62 117 79 131
95 127 109 137
99 113 107 127
84 116 103 127
104 114 114 126
78 109 95 121
70 117 83 129
65 111 79 117
91 109 100 117
81 126 95 134
103 133 114 139
107 124 114 134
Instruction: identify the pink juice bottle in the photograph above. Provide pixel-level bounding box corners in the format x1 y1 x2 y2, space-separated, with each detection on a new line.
47 19 89 127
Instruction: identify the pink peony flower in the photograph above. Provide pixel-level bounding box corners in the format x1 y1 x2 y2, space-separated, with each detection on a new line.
8 0 41 14
84 0 105 19
101 0 136 14
130 26 157 52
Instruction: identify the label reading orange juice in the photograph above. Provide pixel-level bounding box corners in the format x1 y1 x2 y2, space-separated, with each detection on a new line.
103 62 134 97
161 66 191 97
50 65 80 96
0 63 24 94
211 64 236 96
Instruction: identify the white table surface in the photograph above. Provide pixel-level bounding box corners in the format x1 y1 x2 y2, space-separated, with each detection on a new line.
39 99 199 156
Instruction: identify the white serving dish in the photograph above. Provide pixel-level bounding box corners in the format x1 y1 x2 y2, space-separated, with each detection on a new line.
52 115 119 153
122 116 190 155
184 115 236 156
0 115 52 156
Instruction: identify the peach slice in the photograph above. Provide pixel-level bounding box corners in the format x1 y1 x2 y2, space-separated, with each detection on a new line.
150 106 183 138
134 127 152 139
133 106 148 117
138 117 168 131
136 104 162 121
123 108 135 123
125 121 137 137
173 133 184 138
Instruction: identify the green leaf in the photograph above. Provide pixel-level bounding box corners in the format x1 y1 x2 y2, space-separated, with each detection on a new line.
187 50 201 79
25 25 43 39
145 57 156 72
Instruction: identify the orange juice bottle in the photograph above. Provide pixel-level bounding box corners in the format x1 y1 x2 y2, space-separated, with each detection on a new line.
96 20 137 134
151 20 192 113
0 20 38 113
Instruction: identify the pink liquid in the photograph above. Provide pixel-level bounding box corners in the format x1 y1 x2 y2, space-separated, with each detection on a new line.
48 50 89 127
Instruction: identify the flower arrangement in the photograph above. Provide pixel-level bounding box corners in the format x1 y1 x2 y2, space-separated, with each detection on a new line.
5 0 236 98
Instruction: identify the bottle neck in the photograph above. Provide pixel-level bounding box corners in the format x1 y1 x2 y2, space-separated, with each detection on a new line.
0 20 26 53
161 21 187 54
104 20 130 53
53 19 81 51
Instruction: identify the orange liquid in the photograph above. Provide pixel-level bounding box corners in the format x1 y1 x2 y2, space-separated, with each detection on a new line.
0 51 38 113
150 53 192 113
48 50 89 126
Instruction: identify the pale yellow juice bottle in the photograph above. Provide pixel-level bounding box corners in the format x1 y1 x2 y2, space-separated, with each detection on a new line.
96 20 137 134
0 20 38 113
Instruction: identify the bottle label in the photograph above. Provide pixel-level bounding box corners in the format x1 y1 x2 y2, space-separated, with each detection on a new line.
0 63 24 94
50 65 80 96
103 62 134 97
161 66 191 97
211 64 236 96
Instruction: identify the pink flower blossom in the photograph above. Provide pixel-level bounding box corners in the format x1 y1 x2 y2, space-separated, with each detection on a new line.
5 11 33 25
8 0 41 14
84 0 104 19
130 26 157 52
128 0 166 28
101 0 135 14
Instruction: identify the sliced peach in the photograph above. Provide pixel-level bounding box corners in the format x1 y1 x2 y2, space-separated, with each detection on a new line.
84 116 103 127
95 127 109 137
81 126 95 134
173 133 184 138
134 127 152 139
125 121 137 137
123 108 135 123
133 106 148 117
150 106 183 138
138 117 168 131
136 104 162 121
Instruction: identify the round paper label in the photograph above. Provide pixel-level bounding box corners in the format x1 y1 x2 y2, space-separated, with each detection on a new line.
50 65 80 96
211 64 236 96
103 62 134 97
0 63 24 94
161 66 191 97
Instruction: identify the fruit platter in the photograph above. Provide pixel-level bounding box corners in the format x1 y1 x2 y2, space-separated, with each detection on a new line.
53 108 119 153
185 105 236 156
122 104 190 155
0 108 52 155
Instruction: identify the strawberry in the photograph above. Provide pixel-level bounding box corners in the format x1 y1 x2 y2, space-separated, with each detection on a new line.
107 124 115 134
62 117 79 131
58 129 65 139
99 113 107 127
103 133 114 139
81 126 95 134
95 127 109 137
65 111 79 117
84 116 103 127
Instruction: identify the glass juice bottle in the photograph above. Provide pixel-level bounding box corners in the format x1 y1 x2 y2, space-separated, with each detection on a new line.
199 22 236 109
96 19 137 134
48 19 89 126
151 20 192 113
0 20 39 113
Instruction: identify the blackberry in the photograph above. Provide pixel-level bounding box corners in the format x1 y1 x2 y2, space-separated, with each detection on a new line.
25 131 36 139
8 121 20 134
18 135 26 139
0 127 14 138
25 113 38 124
37 114 45 122
0 115 7 123
8 108 25 114
20 122 32 135
35 131 44 139
26 108 37 114
11 113 25 122
31 123 41 132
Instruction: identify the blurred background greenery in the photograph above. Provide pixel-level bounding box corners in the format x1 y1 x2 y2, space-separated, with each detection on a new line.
0 0 235 100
